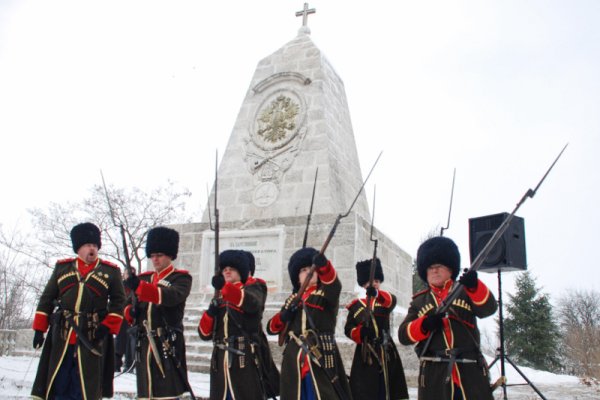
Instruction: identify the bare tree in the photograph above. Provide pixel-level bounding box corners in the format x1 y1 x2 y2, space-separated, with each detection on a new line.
557 289 600 378
28 180 191 273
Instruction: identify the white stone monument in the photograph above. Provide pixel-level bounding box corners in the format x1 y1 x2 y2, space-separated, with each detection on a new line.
173 7 415 373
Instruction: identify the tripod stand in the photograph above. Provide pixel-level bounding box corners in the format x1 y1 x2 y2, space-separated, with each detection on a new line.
488 269 547 400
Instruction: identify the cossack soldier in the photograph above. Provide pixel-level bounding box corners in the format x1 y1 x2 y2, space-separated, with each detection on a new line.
266 247 352 400
198 249 267 400
398 236 497 400
31 222 126 400
345 258 408 400
123 226 193 400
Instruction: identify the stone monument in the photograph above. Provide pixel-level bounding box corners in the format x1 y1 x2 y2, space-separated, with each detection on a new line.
172 5 415 374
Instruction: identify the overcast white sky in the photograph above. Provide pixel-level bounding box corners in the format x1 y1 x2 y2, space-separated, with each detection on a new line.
1 1 598 302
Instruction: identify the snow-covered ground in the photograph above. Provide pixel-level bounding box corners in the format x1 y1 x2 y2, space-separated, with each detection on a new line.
1 355 598 399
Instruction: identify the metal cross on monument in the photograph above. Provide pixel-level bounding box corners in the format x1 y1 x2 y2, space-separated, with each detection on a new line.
295 3 316 27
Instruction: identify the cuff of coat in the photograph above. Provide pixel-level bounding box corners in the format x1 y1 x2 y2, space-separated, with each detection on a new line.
32 311 49 332
407 316 429 343
102 313 124 335
317 260 336 285
136 281 160 304
267 313 284 335
198 312 214 337
350 324 364 344
221 283 243 306
465 279 490 306
377 290 393 308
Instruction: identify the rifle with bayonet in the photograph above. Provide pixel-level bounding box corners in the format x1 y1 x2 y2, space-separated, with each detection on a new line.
361 185 381 366
278 151 383 347
302 168 319 248
419 143 568 358
207 151 222 342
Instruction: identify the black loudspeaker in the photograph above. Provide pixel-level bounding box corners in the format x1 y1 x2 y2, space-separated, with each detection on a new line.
468 212 527 272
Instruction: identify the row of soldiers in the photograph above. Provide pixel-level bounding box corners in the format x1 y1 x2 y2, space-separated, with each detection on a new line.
30 222 497 399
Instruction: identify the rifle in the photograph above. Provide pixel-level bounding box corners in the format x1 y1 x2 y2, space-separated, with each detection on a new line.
100 171 138 319
361 185 379 365
440 168 456 236
208 150 220 299
419 143 568 358
302 167 319 248
278 151 383 346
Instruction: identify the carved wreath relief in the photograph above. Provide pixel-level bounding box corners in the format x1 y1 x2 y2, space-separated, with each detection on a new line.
245 87 307 208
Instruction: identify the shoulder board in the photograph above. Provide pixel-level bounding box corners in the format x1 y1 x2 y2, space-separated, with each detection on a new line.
346 298 361 309
56 257 76 264
173 269 190 275
139 271 154 277
100 259 120 269
412 288 429 299
247 277 266 285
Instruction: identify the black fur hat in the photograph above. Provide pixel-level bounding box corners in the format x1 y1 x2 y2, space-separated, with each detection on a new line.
288 247 318 292
219 249 250 283
145 227 180 260
244 251 256 276
355 258 384 287
70 222 101 253
416 236 461 283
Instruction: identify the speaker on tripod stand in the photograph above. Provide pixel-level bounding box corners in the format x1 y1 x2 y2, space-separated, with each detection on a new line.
469 212 547 400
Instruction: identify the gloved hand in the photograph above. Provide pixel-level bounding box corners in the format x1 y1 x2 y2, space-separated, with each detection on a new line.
211 275 225 291
95 324 110 342
365 286 378 298
312 253 328 270
33 330 45 349
360 326 376 341
206 298 220 317
458 269 478 289
421 313 444 333
124 274 140 291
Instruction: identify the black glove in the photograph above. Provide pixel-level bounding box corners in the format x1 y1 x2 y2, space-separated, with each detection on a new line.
459 269 478 289
312 253 328 269
124 274 140 291
95 324 110 342
365 286 378 298
360 326 376 341
211 275 225 291
421 313 444 333
33 330 45 349
206 298 220 317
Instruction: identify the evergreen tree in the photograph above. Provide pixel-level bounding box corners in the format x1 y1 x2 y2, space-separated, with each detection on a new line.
503 271 561 372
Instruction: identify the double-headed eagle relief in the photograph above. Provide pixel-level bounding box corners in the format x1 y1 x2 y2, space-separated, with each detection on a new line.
256 95 299 144
245 86 308 207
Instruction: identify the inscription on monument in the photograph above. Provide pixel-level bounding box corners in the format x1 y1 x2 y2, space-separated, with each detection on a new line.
200 227 286 292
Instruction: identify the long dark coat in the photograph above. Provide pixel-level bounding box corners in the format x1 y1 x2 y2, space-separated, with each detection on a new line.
31 258 126 400
398 280 498 400
245 276 280 398
128 265 192 399
198 282 266 400
267 264 352 400
345 290 408 400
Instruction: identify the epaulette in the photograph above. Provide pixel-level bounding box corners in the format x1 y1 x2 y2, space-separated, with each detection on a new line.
100 259 120 269
412 288 429 299
173 269 190 274
247 276 266 285
346 298 360 309
56 257 76 264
